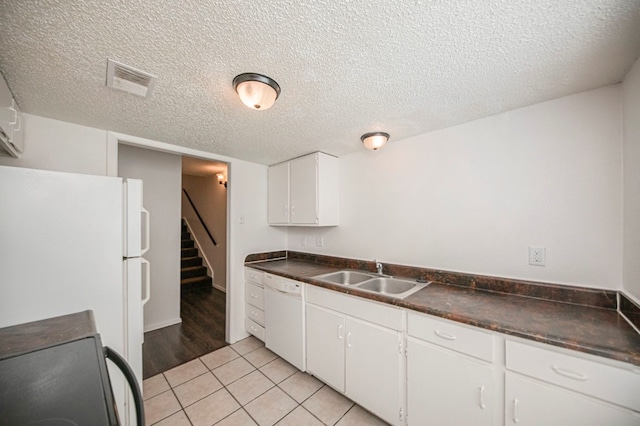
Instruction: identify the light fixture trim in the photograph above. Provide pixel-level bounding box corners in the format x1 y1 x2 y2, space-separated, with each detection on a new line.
361 131 390 151
233 73 281 110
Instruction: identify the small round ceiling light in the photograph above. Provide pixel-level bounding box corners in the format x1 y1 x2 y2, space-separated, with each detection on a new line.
361 132 390 151
233 73 281 110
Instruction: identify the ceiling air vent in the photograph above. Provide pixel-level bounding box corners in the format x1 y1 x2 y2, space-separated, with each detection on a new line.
106 59 157 97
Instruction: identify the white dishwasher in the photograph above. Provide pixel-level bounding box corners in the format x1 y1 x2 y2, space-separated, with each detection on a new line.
263 273 305 371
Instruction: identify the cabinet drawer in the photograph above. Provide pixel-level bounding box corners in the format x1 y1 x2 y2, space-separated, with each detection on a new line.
506 340 640 411
245 318 265 342
245 282 264 309
245 303 265 326
245 267 264 285
407 312 493 362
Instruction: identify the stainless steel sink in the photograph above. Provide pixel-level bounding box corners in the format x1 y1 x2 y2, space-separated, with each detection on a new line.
313 270 374 285
313 270 430 299
357 277 418 295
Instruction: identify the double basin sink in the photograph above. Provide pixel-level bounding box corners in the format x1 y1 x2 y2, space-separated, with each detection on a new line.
312 270 430 299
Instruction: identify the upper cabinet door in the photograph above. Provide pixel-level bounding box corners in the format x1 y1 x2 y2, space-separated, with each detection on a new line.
290 153 318 224
267 152 338 226
268 162 289 224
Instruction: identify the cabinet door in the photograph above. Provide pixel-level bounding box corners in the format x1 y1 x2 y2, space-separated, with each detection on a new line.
345 317 402 426
268 162 289 224
505 373 640 426
407 338 494 426
0 74 12 141
306 304 345 392
289 154 318 224
9 100 23 153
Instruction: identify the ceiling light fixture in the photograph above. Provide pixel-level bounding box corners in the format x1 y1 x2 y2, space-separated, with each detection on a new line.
361 132 390 151
233 73 281 110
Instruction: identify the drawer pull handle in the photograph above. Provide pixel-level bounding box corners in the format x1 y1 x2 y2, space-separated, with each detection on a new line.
251 311 258 316
478 385 486 409
338 324 344 340
250 293 258 298
552 365 589 381
434 329 457 340
513 398 520 423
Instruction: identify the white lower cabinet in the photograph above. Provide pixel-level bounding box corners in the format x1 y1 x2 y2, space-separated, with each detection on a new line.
244 268 265 341
505 373 640 425
306 304 345 391
306 286 404 425
505 339 640 425
406 312 496 426
345 316 403 425
407 339 495 426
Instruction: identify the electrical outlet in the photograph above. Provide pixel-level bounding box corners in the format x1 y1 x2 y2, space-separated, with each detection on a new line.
316 236 324 247
529 246 546 266
239 214 245 224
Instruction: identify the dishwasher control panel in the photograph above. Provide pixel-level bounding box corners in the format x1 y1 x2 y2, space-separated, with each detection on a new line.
264 273 302 294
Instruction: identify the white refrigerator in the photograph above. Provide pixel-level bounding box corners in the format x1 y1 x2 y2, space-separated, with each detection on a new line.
0 165 150 425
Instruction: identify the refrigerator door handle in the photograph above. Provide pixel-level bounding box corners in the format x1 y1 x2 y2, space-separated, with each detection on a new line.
141 207 150 255
141 258 151 306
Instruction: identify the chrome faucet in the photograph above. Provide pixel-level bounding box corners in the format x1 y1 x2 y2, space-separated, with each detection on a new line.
375 260 383 275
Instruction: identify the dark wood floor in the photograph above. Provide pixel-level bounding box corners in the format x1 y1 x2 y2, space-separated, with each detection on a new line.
142 286 227 379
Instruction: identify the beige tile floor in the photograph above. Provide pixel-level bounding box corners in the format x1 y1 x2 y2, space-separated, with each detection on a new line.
143 336 389 426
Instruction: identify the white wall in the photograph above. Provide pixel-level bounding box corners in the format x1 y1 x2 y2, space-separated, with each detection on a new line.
288 86 623 289
182 172 228 290
227 159 288 341
0 114 108 174
118 144 182 332
623 57 640 301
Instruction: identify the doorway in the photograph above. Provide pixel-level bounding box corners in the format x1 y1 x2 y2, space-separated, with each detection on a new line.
117 144 230 378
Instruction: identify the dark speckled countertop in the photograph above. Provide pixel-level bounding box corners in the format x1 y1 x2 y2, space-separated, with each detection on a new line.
246 253 640 367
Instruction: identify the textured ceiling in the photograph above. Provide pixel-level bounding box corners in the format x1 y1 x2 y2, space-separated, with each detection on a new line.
0 1 639 165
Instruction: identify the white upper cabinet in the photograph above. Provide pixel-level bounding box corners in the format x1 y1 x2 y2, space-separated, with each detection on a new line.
268 152 338 226
0 74 23 157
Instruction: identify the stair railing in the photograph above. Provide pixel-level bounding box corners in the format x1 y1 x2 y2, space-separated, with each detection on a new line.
182 189 217 246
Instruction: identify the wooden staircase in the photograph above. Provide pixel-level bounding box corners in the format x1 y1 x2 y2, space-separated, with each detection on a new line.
181 219 212 292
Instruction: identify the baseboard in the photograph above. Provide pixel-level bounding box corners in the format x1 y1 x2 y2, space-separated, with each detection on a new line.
144 317 182 333
213 282 226 293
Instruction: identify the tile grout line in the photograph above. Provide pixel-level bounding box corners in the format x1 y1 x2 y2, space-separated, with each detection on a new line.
147 339 374 426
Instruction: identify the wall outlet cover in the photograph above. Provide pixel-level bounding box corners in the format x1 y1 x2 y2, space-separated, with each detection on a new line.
529 246 546 266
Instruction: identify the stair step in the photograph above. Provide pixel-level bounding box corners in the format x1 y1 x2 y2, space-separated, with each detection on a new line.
181 240 195 249
181 275 212 292
181 256 202 268
181 265 207 279
181 231 191 240
181 247 198 258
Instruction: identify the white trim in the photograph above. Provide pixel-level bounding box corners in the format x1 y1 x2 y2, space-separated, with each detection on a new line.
108 131 236 163
144 317 182 333
107 131 236 342
182 216 221 291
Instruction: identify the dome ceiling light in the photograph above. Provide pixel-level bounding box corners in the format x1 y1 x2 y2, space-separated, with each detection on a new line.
233 73 281 110
361 132 390 151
